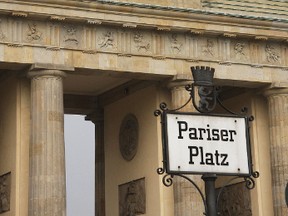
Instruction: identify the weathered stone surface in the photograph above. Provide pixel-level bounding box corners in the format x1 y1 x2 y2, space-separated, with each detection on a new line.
264 88 288 216
28 69 66 216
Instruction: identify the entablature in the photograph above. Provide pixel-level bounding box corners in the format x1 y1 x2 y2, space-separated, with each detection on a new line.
0 0 288 41
0 1 287 88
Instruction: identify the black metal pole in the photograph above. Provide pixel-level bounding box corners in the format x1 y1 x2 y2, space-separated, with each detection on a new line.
202 174 217 216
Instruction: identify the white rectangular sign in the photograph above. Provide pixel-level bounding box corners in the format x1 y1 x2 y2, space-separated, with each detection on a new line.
165 112 251 176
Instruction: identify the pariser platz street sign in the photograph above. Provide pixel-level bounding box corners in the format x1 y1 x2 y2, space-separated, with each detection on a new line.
164 112 252 176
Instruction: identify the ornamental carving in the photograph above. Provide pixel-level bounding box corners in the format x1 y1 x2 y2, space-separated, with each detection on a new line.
234 42 247 60
27 23 42 42
203 39 215 56
0 15 286 68
265 44 280 63
217 182 251 216
133 31 150 52
0 172 11 214
98 31 115 49
119 114 139 161
170 33 182 53
63 25 79 45
119 178 146 216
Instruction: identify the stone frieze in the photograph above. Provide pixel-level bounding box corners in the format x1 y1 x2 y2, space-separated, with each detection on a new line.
0 15 287 68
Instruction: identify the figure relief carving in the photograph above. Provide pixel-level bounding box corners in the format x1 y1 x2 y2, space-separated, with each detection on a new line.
217 182 251 216
265 44 280 63
63 25 79 45
27 23 42 42
133 31 150 52
119 178 146 216
203 39 215 56
234 42 247 60
98 31 115 49
0 173 11 214
170 33 182 53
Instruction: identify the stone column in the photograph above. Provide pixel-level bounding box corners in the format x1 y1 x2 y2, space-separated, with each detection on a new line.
168 79 205 216
86 109 105 216
264 87 288 216
28 69 66 216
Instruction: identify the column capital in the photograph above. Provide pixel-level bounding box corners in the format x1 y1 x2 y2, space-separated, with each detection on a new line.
27 63 74 78
263 86 288 98
27 69 67 79
30 63 74 72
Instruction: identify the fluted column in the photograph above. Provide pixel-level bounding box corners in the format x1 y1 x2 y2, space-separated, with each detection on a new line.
168 79 205 216
28 69 66 216
264 87 288 216
86 109 105 216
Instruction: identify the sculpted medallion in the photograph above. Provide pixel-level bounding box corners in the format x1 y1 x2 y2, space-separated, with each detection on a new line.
119 114 139 161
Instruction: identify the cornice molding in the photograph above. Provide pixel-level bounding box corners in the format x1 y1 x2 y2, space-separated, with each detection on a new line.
12 0 288 23
1 0 288 41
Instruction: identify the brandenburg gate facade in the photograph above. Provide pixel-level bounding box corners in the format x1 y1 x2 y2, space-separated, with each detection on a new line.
0 0 287 215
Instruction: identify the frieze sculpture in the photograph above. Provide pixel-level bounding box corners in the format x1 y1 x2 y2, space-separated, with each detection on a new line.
98 31 115 48
0 173 11 214
0 15 286 68
170 33 182 53
265 44 280 63
64 25 79 45
203 39 215 56
234 42 247 60
27 23 42 42
133 32 150 52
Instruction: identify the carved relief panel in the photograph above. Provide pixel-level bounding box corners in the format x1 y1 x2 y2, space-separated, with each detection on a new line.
217 182 252 216
0 172 11 214
165 33 185 57
97 27 117 51
231 40 250 62
199 37 219 60
25 22 44 44
131 30 152 55
119 178 146 216
61 24 81 48
262 43 281 65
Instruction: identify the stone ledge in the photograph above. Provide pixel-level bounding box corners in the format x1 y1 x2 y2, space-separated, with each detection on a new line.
0 0 288 41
